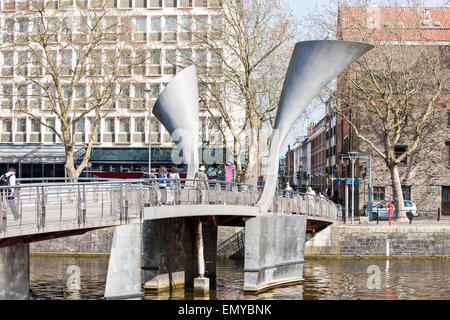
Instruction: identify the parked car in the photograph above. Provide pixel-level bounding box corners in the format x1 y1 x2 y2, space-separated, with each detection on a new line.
363 200 418 220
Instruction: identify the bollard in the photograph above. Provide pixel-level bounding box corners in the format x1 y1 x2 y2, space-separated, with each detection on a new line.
437 208 441 222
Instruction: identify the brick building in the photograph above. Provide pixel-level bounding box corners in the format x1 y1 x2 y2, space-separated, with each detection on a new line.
336 5 450 216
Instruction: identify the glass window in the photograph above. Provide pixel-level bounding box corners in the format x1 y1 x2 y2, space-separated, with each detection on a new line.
151 17 161 32
3 84 12 99
134 83 146 99
45 118 55 132
180 16 192 31
136 17 147 32
117 0 132 8
195 49 207 66
3 52 14 66
149 0 162 8
165 16 177 32
17 119 26 132
76 84 86 99
135 118 145 133
31 119 41 133
149 84 160 99
75 118 85 132
1 119 12 133
373 187 385 202
402 186 411 201
196 16 208 31
135 0 147 7
150 50 161 65
18 20 29 33
105 118 115 133
164 0 177 7
179 0 192 7
5 19 14 35
394 145 408 165
119 118 129 132
165 50 176 65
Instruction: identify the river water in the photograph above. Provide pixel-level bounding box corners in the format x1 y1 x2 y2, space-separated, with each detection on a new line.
29 255 450 300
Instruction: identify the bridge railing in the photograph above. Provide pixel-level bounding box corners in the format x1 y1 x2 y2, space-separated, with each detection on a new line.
0 178 260 236
271 190 342 222
0 178 341 237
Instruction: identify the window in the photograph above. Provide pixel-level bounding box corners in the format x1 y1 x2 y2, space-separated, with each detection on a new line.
117 0 132 8
180 16 192 31
179 0 192 7
151 17 161 32
164 0 177 7
3 52 13 66
31 119 41 133
402 186 411 201
1 119 12 133
394 145 408 165
149 0 162 8
165 50 176 65
119 118 130 132
165 16 177 32
446 141 450 166
150 50 161 65
105 118 115 133
134 83 146 100
373 187 385 202
75 118 85 132
3 84 12 99
18 20 29 33
45 118 55 132
149 84 160 99
196 16 208 31
135 118 145 133
17 119 26 132
135 0 147 7
136 17 147 32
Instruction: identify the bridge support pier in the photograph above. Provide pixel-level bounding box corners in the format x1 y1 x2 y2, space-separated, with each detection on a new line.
104 224 143 300
0 244 30 300
244 215 306 293
143 218 217 293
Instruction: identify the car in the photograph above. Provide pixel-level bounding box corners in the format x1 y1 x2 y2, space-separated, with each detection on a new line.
362 200 418 220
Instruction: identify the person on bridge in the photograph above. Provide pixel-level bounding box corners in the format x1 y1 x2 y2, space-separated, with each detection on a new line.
194 165 209 204
1 167 19 220
168 166 180 205
285 183 293 198
306 186 316 199
158 166 168 205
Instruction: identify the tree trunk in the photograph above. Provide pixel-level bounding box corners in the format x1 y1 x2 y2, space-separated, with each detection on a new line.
388 164 407 221
64 146 77 178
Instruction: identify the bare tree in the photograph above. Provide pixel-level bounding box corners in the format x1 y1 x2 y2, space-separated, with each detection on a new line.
9 0 142 177
306 1 448 219
176 0 298 184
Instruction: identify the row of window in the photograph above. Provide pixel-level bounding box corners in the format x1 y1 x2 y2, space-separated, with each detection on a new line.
0 48 222 76
373 186 412 202
0 0 223 11
0 116 224 144
1 15 222 35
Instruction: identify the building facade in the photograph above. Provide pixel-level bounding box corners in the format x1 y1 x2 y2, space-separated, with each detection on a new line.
0 0 227 178
336 5 450 216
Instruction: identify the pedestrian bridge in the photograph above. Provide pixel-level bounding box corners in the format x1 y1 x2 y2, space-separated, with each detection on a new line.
0 177 342 300
0 178 342 248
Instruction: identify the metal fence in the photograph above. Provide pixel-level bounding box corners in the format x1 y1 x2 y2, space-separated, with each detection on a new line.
0 178 342 237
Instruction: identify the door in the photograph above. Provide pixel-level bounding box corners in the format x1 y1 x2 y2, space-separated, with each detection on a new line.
442 186 450 216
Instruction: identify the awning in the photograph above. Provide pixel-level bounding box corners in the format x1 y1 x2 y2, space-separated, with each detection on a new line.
0 144 71 163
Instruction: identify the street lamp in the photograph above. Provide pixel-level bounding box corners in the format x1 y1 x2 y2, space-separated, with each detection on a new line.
340 152 373 224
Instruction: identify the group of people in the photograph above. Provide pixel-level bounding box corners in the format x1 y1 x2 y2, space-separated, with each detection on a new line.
147 165 209 205
0 167 19 221
283 183 342 205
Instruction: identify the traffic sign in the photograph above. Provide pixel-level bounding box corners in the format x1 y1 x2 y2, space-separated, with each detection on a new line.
346 178 359 185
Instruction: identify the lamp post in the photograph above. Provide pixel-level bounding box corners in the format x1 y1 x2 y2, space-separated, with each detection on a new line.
341 152 373 224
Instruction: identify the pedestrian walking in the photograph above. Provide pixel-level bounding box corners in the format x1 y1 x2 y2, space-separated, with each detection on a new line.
194 165 209 204
168 166 180 205
1 167 19 220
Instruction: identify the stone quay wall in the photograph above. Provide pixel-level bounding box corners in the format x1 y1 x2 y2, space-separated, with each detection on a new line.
305 224 450 257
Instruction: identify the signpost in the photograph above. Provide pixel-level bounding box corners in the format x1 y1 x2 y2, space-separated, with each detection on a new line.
386 196 395 226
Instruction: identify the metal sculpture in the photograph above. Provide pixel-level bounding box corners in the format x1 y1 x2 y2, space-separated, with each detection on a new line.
257 40 373 213
152 65 200 179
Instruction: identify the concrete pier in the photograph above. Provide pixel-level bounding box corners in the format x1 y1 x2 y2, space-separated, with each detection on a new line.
0 244 30 300
143 218 217 292
244 215 307 293
104 224 143 299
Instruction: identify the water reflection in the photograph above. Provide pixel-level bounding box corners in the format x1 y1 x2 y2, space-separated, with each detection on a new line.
29 255 450 300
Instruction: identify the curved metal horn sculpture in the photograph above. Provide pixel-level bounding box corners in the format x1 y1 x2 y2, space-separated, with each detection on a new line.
152 65 199 179
257 40 373 213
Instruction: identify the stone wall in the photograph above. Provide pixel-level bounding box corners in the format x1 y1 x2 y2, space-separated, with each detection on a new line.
30 226 235 255
305 224 450 257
